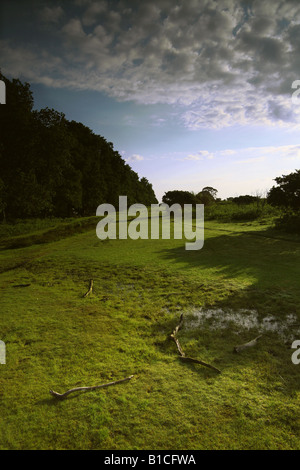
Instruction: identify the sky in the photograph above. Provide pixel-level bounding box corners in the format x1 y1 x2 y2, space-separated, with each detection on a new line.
1 0 300 202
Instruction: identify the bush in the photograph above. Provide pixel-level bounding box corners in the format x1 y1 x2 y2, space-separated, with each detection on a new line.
275 211 300 234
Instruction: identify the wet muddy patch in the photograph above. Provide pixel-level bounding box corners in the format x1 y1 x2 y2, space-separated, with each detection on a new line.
180 307 300 341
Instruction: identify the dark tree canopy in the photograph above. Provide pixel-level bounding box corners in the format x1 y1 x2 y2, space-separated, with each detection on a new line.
162 190 198 207
196 187 217 206
232 195 258 205
162 187 218 207
201 186 218 199
267 170 300 210
0 73 158 219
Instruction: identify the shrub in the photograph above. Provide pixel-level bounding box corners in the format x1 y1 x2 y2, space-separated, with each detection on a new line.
275 211 300 234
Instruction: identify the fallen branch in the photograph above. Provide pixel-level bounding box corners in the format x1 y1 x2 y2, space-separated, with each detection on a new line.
83 279 93 298
233 335 262 353
170 313 185 356
179 356 221 374
49 374 134 399
171 334 185 357
170 314 221 373
172 313 184 336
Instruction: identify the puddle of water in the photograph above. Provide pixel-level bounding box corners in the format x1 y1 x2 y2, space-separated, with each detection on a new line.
181 307 300 341
116 283 135 290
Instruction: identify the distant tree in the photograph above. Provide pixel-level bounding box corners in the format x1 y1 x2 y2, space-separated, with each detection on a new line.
162 190 197 207
232 195 258 205
196 186 218 206
267 170 300 210
138 177 158 206
202 186 218 199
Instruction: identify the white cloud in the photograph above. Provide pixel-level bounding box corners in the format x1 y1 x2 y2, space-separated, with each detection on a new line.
219 149 237 156
179 144 300 165
184 150 214 160
184 154 203 161
126 154 144 162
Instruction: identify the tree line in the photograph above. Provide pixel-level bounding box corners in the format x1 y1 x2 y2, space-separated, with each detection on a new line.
163 172 300 212
0 73 158 220
162 187 218 207
162 171 300 233
267 169 300 233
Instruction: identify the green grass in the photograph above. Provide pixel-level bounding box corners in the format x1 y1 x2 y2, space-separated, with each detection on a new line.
0 217 76 239
0 217 299 449
205 201 280 223
0 216 100 249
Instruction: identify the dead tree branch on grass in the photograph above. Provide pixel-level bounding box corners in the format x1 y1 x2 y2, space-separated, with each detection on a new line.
49 375 134 399
170 314 221 373
83 279 93 298
233 335 262 353
178 356 221 373
170 313 185 356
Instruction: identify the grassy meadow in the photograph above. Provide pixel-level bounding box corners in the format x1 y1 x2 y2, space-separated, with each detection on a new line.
0 213 299 450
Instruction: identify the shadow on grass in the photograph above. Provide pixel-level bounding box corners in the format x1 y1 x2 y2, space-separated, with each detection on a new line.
153 229 300 393
36 393 89 406
157 229 300 292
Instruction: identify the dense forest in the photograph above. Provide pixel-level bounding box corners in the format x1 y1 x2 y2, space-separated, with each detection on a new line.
0 73 158 220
